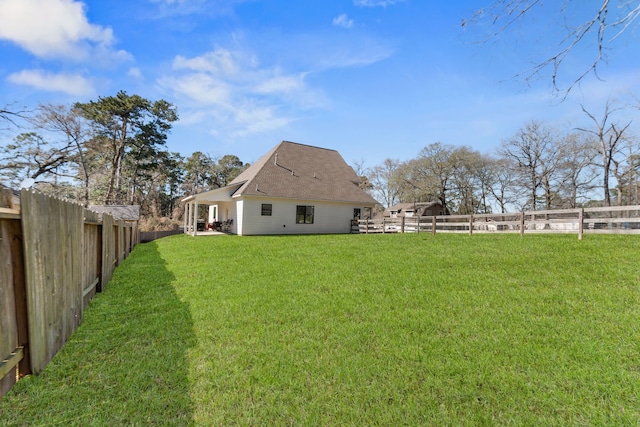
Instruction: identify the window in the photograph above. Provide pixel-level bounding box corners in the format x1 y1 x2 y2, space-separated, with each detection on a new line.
261 203 272 216
296 205 314 224
353 208 361 219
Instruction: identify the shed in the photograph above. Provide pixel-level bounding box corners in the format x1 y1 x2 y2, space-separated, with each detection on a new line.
385 202 446 218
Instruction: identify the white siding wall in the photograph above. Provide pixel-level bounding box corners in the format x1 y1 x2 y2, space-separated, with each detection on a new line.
236 196 368 235
236 199 244 235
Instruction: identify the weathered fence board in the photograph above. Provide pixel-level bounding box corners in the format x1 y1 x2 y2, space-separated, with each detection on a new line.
82 221 101 309
4 216 29 385
21 191 84 374
124 223 131 261
101 214 115 289
116 221 124 266
1 217 20 396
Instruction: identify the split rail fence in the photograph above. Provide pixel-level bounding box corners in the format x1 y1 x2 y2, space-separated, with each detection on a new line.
357 205 640 239
1 190 139 398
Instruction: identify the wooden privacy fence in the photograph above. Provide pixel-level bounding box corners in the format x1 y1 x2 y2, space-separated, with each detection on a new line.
1 190 139 398
358 205 640 240
140 229 183 243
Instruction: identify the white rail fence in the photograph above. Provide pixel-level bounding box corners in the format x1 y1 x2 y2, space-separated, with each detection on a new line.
357 205 640 240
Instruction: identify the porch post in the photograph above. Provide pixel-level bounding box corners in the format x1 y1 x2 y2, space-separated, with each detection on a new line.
184 202 189 234
193 201 198 236
189 202 194 234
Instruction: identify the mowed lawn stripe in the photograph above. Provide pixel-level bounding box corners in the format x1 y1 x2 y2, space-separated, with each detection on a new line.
1 233 638 426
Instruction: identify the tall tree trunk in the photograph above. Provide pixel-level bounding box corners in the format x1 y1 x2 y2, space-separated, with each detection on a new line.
602 151 611 207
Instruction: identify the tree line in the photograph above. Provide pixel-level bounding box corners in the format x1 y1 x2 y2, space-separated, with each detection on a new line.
0 92 247 222
3 2 639 224
367 99 638 213
1 93 638 224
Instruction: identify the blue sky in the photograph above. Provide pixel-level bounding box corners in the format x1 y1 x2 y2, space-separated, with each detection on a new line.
0 0 638 168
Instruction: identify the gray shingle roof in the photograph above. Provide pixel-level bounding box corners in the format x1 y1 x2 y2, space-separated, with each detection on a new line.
385 202 443 217
89 205 141 221
229 141 379 205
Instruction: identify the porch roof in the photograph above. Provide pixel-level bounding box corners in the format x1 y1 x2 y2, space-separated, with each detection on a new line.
182 183 244 203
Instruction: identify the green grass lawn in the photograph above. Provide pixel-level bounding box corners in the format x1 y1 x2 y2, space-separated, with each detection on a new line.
1 233 639 426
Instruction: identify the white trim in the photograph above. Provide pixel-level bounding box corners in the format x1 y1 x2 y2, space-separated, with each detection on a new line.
181 183 243 203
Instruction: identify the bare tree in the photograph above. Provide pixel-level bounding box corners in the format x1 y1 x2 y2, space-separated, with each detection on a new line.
369 158 402 208
0 132 75 188
0 103 29 130
556 132 600 208
474 153 500 214
467 0 640 95
32 104 94 206
397 143 492 214
407 142 455 213
450 146 486 214
610 137 640 205
576 100 632 206
488 157 523 213
499 121 557 210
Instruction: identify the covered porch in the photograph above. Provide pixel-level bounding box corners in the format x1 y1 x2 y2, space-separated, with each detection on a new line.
182 184 242 236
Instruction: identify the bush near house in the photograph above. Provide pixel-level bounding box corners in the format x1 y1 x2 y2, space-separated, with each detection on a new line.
138 216 180 232
1 233 638 426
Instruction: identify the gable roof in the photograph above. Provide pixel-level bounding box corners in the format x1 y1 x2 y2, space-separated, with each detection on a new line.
89 205 141 221
229 141 378 205
385 202 443 217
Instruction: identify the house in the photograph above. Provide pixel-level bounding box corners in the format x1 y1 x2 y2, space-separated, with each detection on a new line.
385 202 446 218
181 141 379 236
89 205 141 223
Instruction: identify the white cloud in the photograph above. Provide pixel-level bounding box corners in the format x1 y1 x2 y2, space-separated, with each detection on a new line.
128 67 143 79
333 13 354 29
7 69 95 96
317 44 393 69
147 0 241 18
173 50 238 76
160 36 391 140
275 32 394 71
254 74 307 94
159 48 323 139
230 102 295 137
0 0 128 62
354 0 403 6
160 72 232 105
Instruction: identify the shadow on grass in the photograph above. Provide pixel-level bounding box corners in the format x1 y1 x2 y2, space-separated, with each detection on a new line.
0 241 196 426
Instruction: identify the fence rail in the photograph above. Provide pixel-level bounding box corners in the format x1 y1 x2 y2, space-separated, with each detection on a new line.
357 205 640 239
1 190 139 398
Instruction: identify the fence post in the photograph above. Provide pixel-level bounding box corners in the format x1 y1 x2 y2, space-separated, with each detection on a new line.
432 216 436 235
469 214 473 236
520 212 525 237
401 216 405 233
417 216 420 233
578 208 584 240
96 223 104 292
